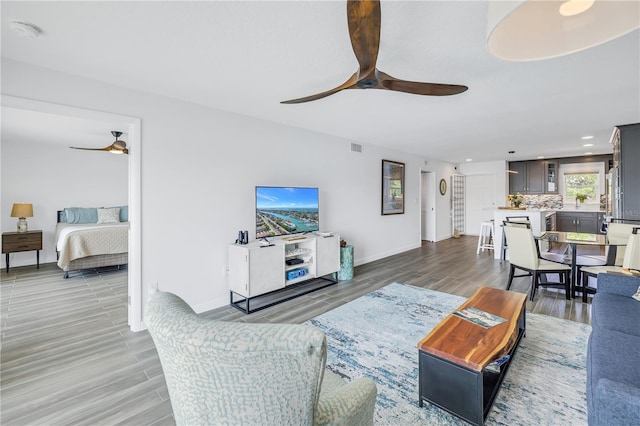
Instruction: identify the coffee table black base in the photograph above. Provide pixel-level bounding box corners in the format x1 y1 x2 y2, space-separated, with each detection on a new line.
418 313 525 425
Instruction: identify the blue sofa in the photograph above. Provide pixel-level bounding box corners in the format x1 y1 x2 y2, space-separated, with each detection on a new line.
587 272 640 425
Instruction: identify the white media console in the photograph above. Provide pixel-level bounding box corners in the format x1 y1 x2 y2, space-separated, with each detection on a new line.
228 234 340 313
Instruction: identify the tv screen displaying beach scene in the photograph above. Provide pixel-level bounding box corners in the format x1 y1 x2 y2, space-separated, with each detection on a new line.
256 186 319 238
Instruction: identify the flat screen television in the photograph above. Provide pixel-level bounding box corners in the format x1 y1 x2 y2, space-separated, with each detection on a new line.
256 186 319 238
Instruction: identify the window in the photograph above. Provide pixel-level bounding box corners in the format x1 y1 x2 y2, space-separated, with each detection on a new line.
559 161 605 206
564 172 599 203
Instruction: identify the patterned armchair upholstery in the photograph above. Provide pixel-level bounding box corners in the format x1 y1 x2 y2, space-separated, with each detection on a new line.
146 291 377 426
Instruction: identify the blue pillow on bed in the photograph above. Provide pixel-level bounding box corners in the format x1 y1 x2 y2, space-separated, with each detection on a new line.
64 207 98 224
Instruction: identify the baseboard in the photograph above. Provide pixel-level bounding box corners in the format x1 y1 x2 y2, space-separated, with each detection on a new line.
192 295 230 315
354 242 421 267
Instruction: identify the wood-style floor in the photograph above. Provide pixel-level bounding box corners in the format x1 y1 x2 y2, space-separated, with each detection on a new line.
0 236 591 425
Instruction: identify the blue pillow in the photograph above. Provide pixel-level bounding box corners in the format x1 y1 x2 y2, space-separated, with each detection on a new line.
64 207 98 224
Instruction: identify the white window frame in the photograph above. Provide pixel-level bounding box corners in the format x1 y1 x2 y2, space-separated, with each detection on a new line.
559 162 605 206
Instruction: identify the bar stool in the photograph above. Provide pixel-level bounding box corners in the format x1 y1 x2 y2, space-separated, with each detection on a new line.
477 221 494 254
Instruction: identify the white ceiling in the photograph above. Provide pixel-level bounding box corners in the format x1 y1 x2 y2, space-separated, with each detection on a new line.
1 1 639 163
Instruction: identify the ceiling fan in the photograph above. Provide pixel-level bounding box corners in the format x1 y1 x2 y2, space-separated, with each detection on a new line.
281 0 468 104
70 131 129 155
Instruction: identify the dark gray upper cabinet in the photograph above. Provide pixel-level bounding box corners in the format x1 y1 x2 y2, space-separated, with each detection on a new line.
545 160 558 194
508 160 545 194
613 123 640 221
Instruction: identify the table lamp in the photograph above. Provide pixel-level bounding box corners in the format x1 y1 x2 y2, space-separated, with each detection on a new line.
10 203 33 233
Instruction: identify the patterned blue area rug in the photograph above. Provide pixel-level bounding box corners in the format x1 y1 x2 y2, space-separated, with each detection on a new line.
305 283 591 425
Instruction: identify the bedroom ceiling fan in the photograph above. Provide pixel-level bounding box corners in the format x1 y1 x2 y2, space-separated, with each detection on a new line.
70 131 129 155
281 0 468 104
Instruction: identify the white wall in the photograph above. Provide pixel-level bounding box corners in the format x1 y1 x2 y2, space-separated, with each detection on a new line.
2 59 457 315
1 137 128 266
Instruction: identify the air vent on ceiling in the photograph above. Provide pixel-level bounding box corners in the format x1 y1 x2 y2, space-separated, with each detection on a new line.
350 142 363 153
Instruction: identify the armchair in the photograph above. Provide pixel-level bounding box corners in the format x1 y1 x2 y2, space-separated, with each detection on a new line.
146 291 377 426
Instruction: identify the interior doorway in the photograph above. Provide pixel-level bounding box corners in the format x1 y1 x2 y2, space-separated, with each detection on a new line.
1 95 142 331
421 171 436 242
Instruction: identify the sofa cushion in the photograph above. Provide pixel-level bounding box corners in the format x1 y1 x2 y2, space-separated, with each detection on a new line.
587 329 640 425
591 292 640 337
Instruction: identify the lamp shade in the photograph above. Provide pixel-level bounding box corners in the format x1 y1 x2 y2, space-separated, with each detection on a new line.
487 0 640 61
10 203 33 218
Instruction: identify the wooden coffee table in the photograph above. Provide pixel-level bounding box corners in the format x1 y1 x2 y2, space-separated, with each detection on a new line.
417 287 526 425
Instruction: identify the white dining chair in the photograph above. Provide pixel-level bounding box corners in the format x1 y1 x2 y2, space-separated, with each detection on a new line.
503 223 572 301
579 227 640 303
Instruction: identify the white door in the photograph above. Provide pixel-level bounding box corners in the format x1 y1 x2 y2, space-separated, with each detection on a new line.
421 172 436 242
466 174 496 236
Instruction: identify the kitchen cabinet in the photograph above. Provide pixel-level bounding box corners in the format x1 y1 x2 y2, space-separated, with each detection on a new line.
556 212 603 234
509 161 545 194
611 123 640 221
545 161 558 193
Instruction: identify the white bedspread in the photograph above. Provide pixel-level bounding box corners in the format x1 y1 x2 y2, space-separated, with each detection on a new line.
56 222 129 269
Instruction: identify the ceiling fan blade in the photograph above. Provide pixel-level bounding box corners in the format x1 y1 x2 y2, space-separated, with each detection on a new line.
376 70 468 96
69 146 111 151
347 0 381 77
281 72 359 104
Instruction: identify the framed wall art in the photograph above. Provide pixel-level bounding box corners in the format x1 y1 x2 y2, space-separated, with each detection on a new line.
381 160 405 215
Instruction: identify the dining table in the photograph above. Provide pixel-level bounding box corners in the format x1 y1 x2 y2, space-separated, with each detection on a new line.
537 231 617 299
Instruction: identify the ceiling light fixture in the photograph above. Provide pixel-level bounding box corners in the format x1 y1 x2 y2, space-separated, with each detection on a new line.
537 156 545 159
9 20 41 38
581 135 594 140
507 151 518 174
466 158 472 162
585 152 593 155
583 143 594 147
559 0 594 17
486 0 640 61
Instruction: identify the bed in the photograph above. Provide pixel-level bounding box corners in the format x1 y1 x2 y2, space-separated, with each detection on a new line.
56 207 129 278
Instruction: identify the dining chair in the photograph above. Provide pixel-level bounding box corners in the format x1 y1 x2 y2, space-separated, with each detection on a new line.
500 216 530 263
604 222 637 265
579 227 640 303
503 223 571 301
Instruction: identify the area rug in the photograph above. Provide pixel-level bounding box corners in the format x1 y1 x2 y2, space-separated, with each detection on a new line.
305 283 590 425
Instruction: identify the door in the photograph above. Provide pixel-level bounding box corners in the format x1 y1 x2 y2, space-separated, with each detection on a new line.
421 172 436 242
465 174 496 236
316 235 340 277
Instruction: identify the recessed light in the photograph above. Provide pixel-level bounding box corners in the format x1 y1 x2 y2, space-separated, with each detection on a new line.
9 20 41 38
583 143 594 147
465 158 472 162
585 152 593 155
581 135 594 140
537 156 545 159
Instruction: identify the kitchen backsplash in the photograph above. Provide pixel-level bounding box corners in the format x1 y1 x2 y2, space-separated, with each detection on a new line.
519 194 563 209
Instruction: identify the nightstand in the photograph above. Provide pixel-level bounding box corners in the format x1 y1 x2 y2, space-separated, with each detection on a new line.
2 230 43 273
